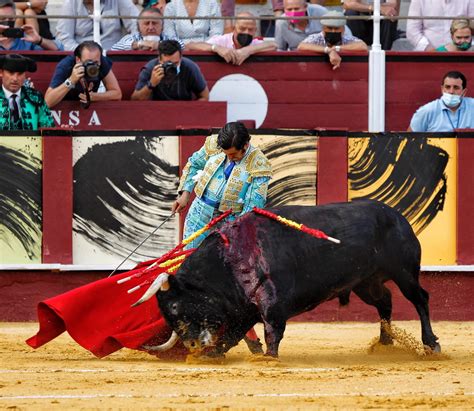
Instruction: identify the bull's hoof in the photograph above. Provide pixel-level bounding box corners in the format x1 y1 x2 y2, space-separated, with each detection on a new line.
379 333 394 345
244 338 264 355
248 354 280 364
424 342 441 354
185 353 226 365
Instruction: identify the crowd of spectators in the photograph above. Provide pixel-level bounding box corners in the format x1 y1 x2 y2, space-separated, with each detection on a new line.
0 0 472 130
1 0 472 54
1 0 471 53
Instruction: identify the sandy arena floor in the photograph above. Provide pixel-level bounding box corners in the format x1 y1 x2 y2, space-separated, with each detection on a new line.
0 321 473 409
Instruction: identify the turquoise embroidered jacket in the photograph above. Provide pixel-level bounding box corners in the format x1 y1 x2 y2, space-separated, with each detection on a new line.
0 86 55 130
178 135 272 213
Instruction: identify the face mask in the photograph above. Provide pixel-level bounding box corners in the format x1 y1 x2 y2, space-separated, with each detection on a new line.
143 35 161 42
285 10 306 24
325 31 342 46
236 33 253 47
455 40 472 51
441 92 462 108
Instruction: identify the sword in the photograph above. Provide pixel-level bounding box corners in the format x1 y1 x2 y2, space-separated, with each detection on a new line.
107 212 176 278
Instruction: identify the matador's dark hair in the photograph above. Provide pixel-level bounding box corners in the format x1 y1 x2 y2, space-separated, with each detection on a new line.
217 121 251 150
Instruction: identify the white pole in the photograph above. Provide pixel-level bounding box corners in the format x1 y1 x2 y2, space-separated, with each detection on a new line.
368 0 385 132
93 0 101 46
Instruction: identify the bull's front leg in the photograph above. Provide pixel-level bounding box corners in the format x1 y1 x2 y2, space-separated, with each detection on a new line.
261 312 286 357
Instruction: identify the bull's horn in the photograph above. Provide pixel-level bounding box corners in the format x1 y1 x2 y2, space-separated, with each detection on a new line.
131 273 169 307
141 331 179 352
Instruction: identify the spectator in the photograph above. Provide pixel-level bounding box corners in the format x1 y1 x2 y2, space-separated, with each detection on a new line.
0 0 60 50
45 40 122 108
298 10 367 70
55 0 139 51
408 71 474 132
111 7 184 51
131 39 209 101
186 12 277 65
407 0 474 51
436 19 473 52
221 0 283 33
342 1 399 50
163 0 223 44
14 0 54 40
0 54 54 130
275 0 329 51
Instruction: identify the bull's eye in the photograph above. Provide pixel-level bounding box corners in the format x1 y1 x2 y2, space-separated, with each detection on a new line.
170 302 179 315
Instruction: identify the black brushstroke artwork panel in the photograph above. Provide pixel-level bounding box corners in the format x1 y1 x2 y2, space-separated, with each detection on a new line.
349 136 448 234
257 136 317 207
0 143 42 261
73 137 179 261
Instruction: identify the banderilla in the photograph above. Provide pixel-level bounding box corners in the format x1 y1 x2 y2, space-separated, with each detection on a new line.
107 212 176 278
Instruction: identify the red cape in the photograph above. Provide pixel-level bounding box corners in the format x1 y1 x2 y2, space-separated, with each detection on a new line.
26 259 189 359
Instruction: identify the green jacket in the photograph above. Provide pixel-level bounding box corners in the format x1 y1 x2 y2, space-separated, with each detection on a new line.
0 86 54 130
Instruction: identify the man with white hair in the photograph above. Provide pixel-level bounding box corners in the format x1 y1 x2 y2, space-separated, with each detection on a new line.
298 10 367 70
110 7 184 51
186 12 276 65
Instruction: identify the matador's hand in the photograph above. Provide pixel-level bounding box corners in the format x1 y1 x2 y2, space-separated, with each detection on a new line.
172 191 191 213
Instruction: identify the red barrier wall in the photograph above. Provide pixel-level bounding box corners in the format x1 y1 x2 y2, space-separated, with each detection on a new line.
0 270 471 322
457 133 474 265
42 134 73 264
11 51 474 131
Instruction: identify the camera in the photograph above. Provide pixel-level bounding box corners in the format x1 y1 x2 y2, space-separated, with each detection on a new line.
2 28 24 38
83 60 100 82
160 61 178 79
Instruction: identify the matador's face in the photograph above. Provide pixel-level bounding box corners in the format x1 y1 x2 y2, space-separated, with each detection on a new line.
222 143 248 162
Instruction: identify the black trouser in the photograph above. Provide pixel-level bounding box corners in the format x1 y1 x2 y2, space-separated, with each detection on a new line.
345 10 398 51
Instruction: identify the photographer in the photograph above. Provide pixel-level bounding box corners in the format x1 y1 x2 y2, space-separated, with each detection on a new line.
0 0 60 50
131 39 209 101
45 40 122 108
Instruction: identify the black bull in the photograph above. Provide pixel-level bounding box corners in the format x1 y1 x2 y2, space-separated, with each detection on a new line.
147 200 440 357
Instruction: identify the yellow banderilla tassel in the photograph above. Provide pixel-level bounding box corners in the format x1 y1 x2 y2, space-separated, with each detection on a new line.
158 254 187 268
167 263 183 273
182 223 211 245
277 216 303 231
